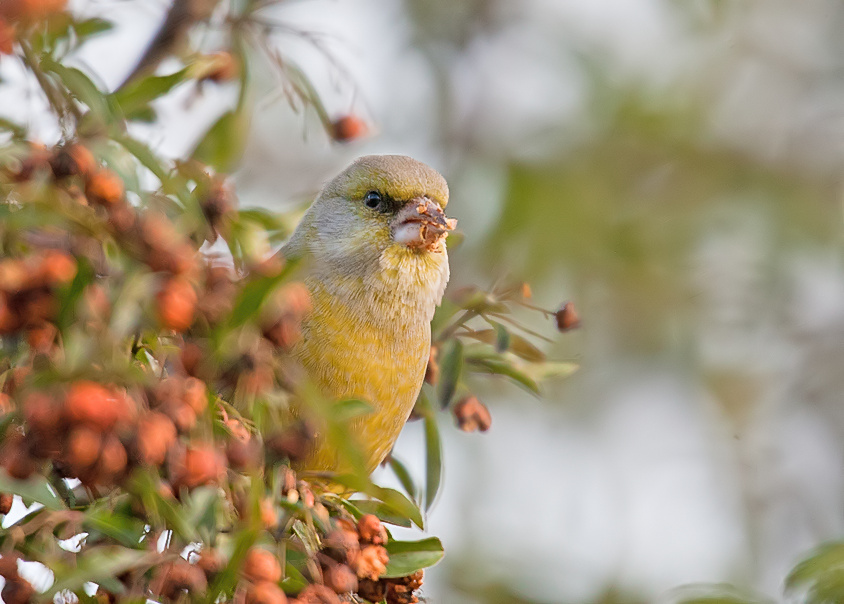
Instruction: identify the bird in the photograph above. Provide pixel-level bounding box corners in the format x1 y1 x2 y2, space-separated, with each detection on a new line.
282 155 456 474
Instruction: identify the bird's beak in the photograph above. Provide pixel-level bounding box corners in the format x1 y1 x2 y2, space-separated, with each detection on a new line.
391 197 457 252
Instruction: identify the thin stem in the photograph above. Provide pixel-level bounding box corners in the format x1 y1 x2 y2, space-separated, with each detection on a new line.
435 309 477 343
19 40 79 129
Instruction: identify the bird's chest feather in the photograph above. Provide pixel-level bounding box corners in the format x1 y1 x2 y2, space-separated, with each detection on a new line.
292 246 447 470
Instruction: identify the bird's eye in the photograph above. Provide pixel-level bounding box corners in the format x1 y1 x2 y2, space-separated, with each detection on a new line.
364 191 382 210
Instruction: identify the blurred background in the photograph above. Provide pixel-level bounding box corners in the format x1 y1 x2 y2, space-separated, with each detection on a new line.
7 0 844 602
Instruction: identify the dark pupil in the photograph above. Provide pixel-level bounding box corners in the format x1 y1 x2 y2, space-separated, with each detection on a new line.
364 191 382 209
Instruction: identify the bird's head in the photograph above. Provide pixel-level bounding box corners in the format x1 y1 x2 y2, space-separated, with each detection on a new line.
286 155 455 301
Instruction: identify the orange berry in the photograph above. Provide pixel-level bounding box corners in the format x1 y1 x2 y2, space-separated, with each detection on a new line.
26 321 57 353
259 498 278 529
64 426 103 472
38 250 77 286
245 581 287 604
0 18 14 55
135 411 177 466
85 168 124 205
0 492 12 514
64 381 127 431
242 548 282 583
173 444 225 489
330 115 368 143
202 51 239 83
156 277 197 332
96 434 128 481
182 377 207 414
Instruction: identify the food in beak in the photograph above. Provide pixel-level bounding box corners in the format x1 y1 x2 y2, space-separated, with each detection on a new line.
391 197 457 251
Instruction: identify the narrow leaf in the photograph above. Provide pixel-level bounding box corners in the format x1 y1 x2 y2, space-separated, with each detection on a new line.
0 471 65 511
467 357 540 395
437 339 463 408
112 69 188 118
388 456 417 502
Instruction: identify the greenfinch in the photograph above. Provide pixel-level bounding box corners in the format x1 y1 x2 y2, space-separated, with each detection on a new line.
283 155 456 473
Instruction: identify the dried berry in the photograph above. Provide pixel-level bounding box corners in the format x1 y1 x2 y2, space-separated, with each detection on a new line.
151 560 208 600
296 584 341 604
357 514 388 546
424 345 439 385
2 433 38 479
322 528 360 566
242 548 282 584
555 301 580 332
196 549 225 578
356 578 386 603
1 576 34 604
355 545 389 581
0 492 13 514
50 143 96 179
266 421 314 463
322 561 358 594
453 395 492 433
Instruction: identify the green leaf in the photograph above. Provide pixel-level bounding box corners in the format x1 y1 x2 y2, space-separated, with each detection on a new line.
56 259 94 332
71 17 113 40
113 133 172 186
112 69 188 118
185 486 220 532
351 499 412 528
330 399 374 423
413 392 442 511
467 357 540 395
0 471 66 511
465 327 546 362
84 507 147 548
437 339 463 408
281 560 309 593
333 476 424 529
42 59 111 120
192 110 250 172
383 537 444 578
787 542 844 590
45 547 150 598
129 472 197 540
493 322 510 353
227 267 293 329
388 456 417 502
519 361 579 381
0 117 26 138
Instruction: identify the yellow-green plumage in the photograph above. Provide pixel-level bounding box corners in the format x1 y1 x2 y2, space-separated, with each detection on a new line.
283 155 451 473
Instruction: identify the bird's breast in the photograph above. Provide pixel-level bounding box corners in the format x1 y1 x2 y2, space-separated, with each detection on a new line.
292 247 447 472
